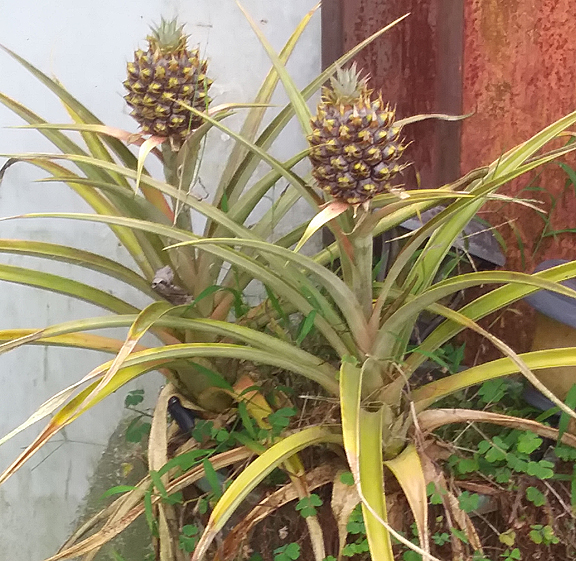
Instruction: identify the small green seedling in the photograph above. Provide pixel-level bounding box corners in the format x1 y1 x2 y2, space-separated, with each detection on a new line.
295 494 323 518
426 482 447 505
500 548 521 560
273 543 301 561
458 491 480 513
529 524 559 545
179 524 200 553
525 486 546 507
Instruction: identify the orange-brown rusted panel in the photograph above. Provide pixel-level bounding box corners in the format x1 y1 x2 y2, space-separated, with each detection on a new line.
461 0 576 356
336 0 464 189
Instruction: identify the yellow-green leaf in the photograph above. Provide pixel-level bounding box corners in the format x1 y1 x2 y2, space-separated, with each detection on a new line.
385 444 429 554
192 426 342 560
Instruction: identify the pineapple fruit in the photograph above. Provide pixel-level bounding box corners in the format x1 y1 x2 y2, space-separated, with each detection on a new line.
124 18 212 148
308 65 406 204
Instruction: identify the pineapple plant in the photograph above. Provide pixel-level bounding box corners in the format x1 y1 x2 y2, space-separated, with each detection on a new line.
123 17 212 148
308 64 407 204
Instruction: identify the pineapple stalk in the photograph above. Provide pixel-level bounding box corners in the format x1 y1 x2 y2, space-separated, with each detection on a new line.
350 224 374 321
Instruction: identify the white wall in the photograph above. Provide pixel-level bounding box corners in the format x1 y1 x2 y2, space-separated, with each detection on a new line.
0 1 320 559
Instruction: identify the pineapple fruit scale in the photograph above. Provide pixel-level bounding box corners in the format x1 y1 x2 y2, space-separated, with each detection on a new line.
308 65 407 205
124 18 212 148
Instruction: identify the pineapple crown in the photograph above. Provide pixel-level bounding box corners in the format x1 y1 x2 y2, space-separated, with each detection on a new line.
148 17 188 52
323 63 371 105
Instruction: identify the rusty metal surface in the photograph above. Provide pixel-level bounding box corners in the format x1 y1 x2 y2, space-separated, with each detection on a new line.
323 1 576 361
322 0 465 189
460 0 576 358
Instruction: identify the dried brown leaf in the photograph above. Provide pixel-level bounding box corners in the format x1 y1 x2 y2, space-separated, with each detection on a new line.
418 408 576 448
218 464 338 561
46 448 253 561
331 470 360 560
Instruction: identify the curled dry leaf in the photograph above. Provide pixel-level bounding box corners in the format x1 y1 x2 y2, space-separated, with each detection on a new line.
418 440 482 557
418 408 576 447
149 384 185 561
294 201 350 253
385 444 429 556
331 470 360 560
48 447 254 561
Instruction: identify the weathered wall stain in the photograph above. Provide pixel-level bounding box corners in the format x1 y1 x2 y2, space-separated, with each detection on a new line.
479 0 520 56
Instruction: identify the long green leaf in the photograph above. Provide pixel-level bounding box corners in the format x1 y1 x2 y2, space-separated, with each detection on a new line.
237 1 312 136
0 92 112 183
369 147 576 345
169 240 353 357
0 149 158 277
376 144 576 310
340 358 362 481
211 4 318 214
79 343 342 409
59 106 132 190
226 150 309 228
1 154 261 242
405 260 576 375
410 302 576 421
339 358 436 560
0 44 149 178
0 361 164 486
18 120 173 217
36 176 172 226
171 237 369 352
7 211 344 351
0 315 339 394
0 239 156 297
0 330 129 354
212 13 410 216
0 343 340 484
77 302 175 414
402 112 576 295
359 408 394 561
413 347 576 410
375 269 576 359
0 332 148 448
174 100 321 209
0 263 139 315
0 91 170 243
